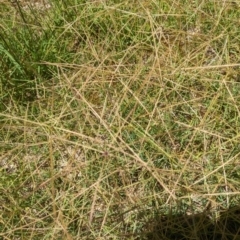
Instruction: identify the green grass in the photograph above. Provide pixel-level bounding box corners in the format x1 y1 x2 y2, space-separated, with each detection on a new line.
1 0 240 239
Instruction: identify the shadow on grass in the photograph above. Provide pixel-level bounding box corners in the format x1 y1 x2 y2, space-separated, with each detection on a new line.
145 206 240 240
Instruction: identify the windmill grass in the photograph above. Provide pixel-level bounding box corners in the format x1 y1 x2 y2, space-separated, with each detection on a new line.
1 1 240 239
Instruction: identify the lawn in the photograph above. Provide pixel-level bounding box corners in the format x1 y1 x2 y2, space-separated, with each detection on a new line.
1 0 240 239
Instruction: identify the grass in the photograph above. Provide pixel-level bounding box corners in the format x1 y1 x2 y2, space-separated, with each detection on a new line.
1 0 240 239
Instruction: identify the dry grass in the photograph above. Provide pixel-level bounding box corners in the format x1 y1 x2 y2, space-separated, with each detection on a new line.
1 0 240 239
